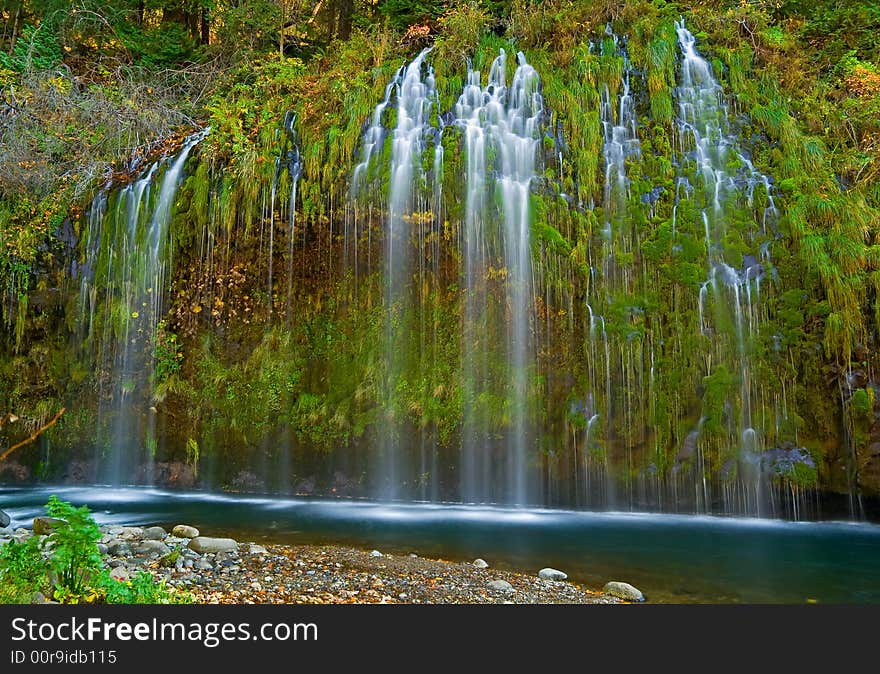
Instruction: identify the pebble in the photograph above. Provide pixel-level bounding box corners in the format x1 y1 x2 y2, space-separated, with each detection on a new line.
109 567 130 582
33 517 64 535
188 536 239 554
538 568 568 581
603 581 645 602
142 526 167 540
249 544 268 555
172 524 200 539
473 558 489 569
488 579 515 593
134 540 170 556
370 550 383 557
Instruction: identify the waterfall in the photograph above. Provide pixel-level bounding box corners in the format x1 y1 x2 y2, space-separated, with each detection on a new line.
78 128 208 485
351 48 438 499
674 19 778 514
454 49 544 505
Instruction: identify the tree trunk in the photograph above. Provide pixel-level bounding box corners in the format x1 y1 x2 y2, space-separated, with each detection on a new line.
8 3 20 57
336 0 354 41
200 6 210 45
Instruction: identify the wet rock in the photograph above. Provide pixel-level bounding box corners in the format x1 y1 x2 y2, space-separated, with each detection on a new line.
172 524 199 539
603 581 645 602
370 550 383 558
188 536 238 554
488 580 514 593
473 559 489 569
142 526 167 540
33 517 64 535
539 568 568 581
0 509 9 528
135 540 170 556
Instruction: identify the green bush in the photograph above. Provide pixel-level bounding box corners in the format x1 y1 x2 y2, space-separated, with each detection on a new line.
0 496 191 604
0 537 47 604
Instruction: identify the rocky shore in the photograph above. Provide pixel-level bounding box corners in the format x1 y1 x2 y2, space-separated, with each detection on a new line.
0 515 644 604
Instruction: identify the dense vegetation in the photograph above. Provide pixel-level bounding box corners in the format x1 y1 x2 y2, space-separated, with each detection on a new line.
2 1 880 513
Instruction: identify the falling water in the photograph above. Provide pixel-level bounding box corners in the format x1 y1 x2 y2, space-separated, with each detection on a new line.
674 20 779 514
454 49 544 505
78 129 208 485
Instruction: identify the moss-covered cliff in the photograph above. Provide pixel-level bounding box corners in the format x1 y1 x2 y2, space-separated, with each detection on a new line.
3 1 880 517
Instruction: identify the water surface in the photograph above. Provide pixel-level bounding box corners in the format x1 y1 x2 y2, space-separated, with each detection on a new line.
2 485 879 604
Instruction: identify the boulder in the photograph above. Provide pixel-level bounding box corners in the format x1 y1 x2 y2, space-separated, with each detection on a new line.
172 524 200 539
142 526 167 540
188 536 238 554
603 581 645 602
0 509 10 528
33 517 64 535
538 568 568 581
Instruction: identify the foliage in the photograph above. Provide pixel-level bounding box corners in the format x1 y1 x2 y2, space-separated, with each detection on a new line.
0 496 188 604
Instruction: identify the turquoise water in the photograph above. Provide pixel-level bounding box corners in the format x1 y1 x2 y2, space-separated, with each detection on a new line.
2 485 879 603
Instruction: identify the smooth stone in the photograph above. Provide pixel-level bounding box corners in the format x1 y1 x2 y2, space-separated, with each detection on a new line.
33 517 64 535
109 567 130 582
249 544 268 555
135 540 170 556
172 524 200 539
119 527 144 540
488 580 514 593
108 526 123 535
473 558 489 569
107 541 131 556
188 536 238 554
370 550 383 557
142 526 167 540
97 543 109 555
538 568 568 581
195 559 213 571
100 533 114 544
603 581 645 602
0 509 9 528
0 527 13 537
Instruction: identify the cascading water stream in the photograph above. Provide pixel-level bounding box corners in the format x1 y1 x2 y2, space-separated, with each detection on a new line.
77 128 208 485
454 49 543 505
674 20 781 514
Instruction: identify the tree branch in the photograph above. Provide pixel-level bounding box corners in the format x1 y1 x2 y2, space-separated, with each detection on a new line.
0 407 65 462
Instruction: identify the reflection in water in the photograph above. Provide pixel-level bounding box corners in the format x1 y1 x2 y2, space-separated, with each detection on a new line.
2 486 879 604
